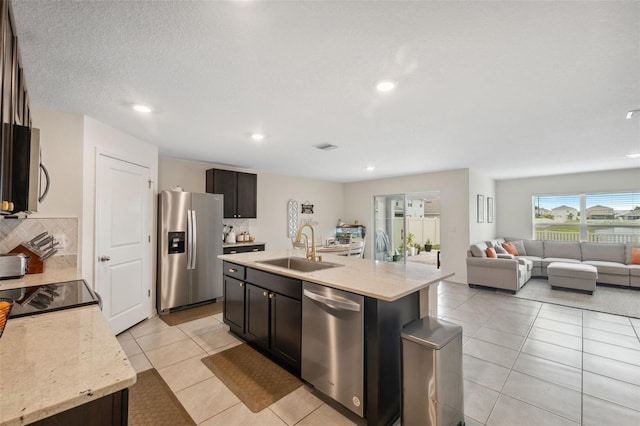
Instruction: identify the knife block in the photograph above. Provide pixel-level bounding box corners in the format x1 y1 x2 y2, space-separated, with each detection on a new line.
9 244 44 274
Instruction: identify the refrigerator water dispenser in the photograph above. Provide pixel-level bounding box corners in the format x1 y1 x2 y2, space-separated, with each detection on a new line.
168 232 185 254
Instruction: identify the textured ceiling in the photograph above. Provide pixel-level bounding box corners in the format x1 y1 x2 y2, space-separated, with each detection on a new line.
11 1 640 183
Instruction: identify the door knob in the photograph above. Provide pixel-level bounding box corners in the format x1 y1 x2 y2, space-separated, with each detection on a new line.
99 256 111 262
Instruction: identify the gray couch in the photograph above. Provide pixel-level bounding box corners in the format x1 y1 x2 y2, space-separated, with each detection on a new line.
466 238 640 292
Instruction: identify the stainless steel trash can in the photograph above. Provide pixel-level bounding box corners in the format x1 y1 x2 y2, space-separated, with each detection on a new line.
401 317 464 426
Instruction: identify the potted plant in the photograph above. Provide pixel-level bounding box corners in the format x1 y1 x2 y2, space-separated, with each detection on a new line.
424 238 433 252
406 233 415 256
414 242 421 255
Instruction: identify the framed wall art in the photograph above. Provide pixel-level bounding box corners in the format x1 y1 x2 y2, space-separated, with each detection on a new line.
477 194 484 223
487 197 494 223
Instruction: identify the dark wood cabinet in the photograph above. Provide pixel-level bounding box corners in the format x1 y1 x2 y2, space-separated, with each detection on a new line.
223 243 265 254
0 0 32 212
236 171 257 218
31 388 128 426
222 264 302 373
223 275 245 335
206 168 257 218
270 291 301 369
245 282 270 349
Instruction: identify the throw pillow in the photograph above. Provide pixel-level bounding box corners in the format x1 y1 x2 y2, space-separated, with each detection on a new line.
495 245 507 254
630 247 640 264
502 242 519 256
510 240 526 256
486 247 497 258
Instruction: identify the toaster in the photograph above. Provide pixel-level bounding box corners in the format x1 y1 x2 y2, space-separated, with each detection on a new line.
0 253 27 279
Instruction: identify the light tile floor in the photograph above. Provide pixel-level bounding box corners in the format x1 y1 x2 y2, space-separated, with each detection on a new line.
117 281 640 425
118 311 358 425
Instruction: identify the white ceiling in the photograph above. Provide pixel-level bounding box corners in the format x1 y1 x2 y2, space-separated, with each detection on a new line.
12 1 640 183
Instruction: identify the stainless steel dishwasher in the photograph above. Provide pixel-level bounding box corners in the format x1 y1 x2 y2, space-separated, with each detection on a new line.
301 281 365 417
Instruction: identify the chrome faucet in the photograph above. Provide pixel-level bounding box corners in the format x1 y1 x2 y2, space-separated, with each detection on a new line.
295 224 321 262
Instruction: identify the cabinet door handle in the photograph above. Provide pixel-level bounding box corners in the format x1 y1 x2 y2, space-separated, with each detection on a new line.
269 293 275 299
239 282 244 287
228 268 238 273
263 291 268 297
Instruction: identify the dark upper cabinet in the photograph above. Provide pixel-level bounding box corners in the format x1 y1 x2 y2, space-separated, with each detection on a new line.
0 0 33 213
236 171 257 218
206 168 257 219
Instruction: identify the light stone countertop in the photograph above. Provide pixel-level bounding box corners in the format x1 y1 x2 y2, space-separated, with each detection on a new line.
0 266 82 291
219 250 453 301
0 305 136 425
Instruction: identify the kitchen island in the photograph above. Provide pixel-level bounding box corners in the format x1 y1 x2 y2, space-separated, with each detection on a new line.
0 270 136 426
219 250 453 426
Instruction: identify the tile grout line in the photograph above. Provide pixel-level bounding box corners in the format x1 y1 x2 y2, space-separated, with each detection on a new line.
580 308 584 426
478 295 543 424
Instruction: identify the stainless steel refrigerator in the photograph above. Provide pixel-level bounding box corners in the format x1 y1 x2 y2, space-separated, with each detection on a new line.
157 190 223 314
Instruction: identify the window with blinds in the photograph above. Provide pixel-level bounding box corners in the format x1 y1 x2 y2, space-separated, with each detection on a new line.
533 192 640 243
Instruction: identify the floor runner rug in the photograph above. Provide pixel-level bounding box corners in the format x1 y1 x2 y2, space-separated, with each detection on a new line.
159 301 223 326
201 343 302 412
128 368 195 425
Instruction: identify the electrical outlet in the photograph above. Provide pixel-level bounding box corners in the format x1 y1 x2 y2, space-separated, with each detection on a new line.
53 234 67 250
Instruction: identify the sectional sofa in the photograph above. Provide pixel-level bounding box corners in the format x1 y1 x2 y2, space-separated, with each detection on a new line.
466 238 640 293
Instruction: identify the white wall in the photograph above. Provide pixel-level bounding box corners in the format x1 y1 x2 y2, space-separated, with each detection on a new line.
82 116 158 288
158 157 211 193
158 157 345 251
496 168 640 239
469 169 496 244
343 169 470 284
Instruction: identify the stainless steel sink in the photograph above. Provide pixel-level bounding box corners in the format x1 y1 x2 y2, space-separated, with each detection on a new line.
256 257 343 273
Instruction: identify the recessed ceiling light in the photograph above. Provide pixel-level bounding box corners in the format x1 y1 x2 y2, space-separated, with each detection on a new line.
375 80 396 93
626 109 640 119
132 104 153 113
251 133 265 141
626 153 640 158
366 165 375 171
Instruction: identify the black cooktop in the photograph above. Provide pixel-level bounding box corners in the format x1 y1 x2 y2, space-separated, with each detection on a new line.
0 279 101 318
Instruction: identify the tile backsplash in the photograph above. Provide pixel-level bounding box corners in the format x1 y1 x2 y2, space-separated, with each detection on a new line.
0 217 78 257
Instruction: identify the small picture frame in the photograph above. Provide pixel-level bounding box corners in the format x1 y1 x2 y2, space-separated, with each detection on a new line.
487 197 494 223
301 203 314 214
477 195 484 223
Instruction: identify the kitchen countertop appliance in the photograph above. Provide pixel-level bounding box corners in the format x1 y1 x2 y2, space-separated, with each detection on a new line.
157 190 224 314
0 254 27 279
0 279 101 318
301 281 365 417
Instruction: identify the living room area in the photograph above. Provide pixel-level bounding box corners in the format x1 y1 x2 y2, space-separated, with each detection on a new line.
445 167 640 425
338 164 640 423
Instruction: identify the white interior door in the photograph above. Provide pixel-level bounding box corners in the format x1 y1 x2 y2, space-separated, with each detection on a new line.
96 154 151 334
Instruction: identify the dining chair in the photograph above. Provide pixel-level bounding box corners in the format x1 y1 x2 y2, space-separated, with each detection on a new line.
348 237 365 258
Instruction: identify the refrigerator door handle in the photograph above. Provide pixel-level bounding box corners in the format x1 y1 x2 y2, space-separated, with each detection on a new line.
191 210 197 269
187 209 193 270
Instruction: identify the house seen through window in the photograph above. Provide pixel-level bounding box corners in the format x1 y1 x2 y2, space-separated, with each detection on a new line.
533 192 640 243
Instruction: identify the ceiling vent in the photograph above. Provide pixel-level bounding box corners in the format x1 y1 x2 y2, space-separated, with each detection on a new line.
313 143 338 151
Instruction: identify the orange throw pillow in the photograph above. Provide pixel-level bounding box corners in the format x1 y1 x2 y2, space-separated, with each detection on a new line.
502 242 519 256
486 247 497 258
630 247 640 264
